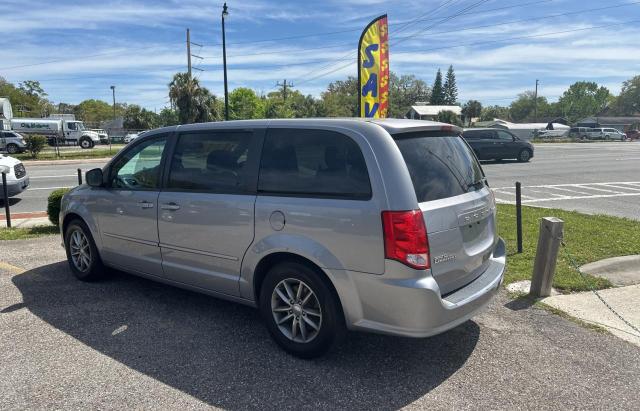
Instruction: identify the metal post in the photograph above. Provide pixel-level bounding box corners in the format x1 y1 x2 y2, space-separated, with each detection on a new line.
110 85 116 153
2 172 10 228
515 181 523 254
77 168 83 185
222 3 229 121
534 79 539 123
530 217 564 298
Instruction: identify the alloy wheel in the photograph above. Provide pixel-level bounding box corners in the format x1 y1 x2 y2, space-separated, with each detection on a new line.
69 229 91 272
271 278 322 343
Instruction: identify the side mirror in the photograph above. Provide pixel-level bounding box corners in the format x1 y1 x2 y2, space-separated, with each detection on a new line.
86 168 104 187
0 165 10 174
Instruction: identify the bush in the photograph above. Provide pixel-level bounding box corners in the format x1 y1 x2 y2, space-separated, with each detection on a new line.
436 110 463 126
25 134 47 158
47 188 71 226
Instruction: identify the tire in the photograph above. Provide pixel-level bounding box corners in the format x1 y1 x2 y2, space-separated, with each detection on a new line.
517 149 531 162
6 143 19 154
259 261 345 358
64 219 105 281
79 138 93 149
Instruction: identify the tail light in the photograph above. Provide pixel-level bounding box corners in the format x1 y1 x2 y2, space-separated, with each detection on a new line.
381 210 430 270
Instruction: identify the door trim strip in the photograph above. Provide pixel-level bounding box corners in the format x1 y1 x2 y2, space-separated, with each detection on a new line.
103 232 159 247
159 243 238 261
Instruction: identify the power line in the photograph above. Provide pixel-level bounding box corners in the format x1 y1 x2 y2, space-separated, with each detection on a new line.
202 0 555 47
295 18 640 86
296 0 491 86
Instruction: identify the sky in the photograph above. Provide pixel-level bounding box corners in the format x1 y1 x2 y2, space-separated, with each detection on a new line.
1 0 639 111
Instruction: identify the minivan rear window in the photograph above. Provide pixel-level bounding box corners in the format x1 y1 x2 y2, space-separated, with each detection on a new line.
393 131 485 202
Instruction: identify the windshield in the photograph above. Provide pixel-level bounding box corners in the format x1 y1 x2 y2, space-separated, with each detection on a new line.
393 131 485 203
76 122 85 131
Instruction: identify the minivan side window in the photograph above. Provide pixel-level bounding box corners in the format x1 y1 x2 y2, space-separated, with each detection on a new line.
258 128 371 199
110 136 167 190
497 131 514 141
167 131 252 193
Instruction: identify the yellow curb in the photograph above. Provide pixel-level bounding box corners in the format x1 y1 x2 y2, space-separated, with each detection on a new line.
0 261 26 275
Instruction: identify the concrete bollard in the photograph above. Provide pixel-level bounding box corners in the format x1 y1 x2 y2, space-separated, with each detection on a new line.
530 217 564 298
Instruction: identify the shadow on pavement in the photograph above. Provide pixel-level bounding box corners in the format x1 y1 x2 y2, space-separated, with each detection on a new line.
0 197 22 206
11 262 480 409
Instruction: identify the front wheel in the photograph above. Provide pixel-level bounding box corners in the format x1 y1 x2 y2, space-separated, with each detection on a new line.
6 143 18 154
517 149 531 162
259 261 345 358
79 138 93 149
64 220 105 281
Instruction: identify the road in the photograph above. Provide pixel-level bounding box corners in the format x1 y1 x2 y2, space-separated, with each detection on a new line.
1 236 639 409
480 142 640 219
5 142 640 219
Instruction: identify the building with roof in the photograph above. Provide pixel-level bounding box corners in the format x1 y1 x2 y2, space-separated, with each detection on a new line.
405 104 462 121
576 116 640 132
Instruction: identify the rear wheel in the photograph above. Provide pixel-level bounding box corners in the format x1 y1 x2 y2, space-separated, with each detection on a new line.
517 149 531 162
6 143 19 154
64 220 105 281
259 261 344 358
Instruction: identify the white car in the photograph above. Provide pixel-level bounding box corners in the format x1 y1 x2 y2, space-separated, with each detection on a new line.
0 154 29 199
123 133 139 144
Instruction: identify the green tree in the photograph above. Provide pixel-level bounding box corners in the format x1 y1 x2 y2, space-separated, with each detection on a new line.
229 87 264 120
614 75 640 115
123 104 159 130
388 72 430 118
443 65 458 105
289 91 323 118
430 69 445 105
436 110 463 126
320 76 358 117
479 105 510 121
557 81 612 122
509 91 549 122
462 100 482 126
74 99 118 124
158 107 179 126
0 77 50 117
168 72 218 124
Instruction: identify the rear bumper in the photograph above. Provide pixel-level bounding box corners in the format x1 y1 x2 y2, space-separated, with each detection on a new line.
331 238 505 338
0 176 29 198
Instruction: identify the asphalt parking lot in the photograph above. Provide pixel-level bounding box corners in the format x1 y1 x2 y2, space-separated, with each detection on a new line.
1 236 639 409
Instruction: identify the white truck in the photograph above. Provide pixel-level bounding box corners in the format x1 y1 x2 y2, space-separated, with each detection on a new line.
10 118 100 149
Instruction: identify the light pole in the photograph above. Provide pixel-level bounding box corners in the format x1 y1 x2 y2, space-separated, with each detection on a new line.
110 85 116 151
222 2 229 121
534 79 539 123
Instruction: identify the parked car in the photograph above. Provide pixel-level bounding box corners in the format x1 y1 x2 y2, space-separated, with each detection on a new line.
123 133 139 144
626 130 639 141
0 154 29 199
569 127 591 140
0 130 27 154
581 127 626 141
59 119 505 358
91 129 109 144
462 128 534 162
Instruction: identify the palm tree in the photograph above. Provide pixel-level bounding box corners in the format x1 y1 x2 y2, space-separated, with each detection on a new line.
168 73 218 124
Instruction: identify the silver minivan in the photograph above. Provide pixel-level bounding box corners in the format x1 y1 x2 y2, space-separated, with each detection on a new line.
60 119 505 358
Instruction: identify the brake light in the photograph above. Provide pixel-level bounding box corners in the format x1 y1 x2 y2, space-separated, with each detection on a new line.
381 210 430 270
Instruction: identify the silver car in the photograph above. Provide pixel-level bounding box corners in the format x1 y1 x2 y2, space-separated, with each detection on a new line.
60 119 505 358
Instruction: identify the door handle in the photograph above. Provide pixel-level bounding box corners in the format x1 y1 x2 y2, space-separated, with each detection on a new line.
160 202 181 211
137 201 155 209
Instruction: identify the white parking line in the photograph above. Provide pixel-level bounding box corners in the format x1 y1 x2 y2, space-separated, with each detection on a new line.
522 192 640 203
604 184 640 192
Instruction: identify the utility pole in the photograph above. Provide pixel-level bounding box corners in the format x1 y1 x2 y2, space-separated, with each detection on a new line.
276 79 294 102
534 79 539 123
187 28 192 77
222 2 229 121
109 85 116 152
